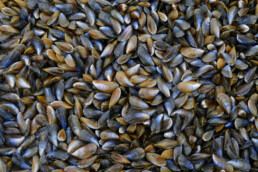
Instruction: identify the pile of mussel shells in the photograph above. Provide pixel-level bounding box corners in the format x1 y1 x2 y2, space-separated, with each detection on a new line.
0 0 257 171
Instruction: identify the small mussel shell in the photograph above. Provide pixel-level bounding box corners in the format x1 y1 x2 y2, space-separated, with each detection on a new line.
248 94 258 116
129 96 149 109
0 25 19 35
180 47 204 58
237 34 256 45
178 81 201 93
216 93 231 114
93 80 119 93
212 154 233 172
124 147 145 161
109 87 121 109
118 25 133 42
154 139 177 149
55 42 74 53
139 88 159 100
178 154 194 170
124 109 150 124
111 153 131 164
146 153 167 167
115 71 134 87
71 143 97 159
228 159 251 171
77 155 98 168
